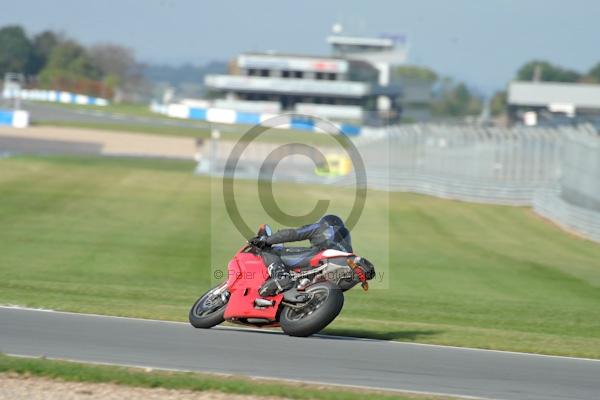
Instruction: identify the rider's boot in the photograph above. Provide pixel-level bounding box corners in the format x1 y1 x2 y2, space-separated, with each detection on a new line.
259 262 294 297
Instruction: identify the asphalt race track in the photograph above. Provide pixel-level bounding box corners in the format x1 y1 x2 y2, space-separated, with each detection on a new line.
1 307 599 399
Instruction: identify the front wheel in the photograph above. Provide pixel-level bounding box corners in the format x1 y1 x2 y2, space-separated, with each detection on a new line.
280 282 344 337
189 282 228 329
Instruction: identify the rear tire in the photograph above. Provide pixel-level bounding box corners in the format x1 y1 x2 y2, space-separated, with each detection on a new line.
280 282 344 337
189 283 228 329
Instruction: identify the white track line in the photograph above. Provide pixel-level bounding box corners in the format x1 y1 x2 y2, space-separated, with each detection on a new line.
4 353 491 400
1 305 598 363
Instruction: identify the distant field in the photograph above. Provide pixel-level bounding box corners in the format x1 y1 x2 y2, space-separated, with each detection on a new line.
30 101 339 145
30 101 168 119
0 155 599 358
34 120 341 146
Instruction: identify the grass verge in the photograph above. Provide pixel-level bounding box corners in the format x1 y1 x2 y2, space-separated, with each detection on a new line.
34 120 341 146
29 101 165 119
28 99 353 145
0 155 599 358
0 354 449 400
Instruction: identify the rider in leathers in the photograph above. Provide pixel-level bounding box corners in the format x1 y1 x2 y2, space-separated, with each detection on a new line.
250 215 351 297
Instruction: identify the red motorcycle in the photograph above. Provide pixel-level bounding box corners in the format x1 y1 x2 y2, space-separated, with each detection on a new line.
189 224 375 337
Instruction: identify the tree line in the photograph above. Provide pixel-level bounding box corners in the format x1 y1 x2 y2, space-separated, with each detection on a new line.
489 60 600 116
0 25 143 99
515 60 600 84
2 23 598 116
392 65 483 118
394 59 600 118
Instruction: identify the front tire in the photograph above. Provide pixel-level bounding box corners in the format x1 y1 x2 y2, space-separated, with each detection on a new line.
189 283 228 329
280 282 344 337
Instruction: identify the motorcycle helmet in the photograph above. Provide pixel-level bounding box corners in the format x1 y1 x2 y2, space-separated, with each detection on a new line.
316 214 352 252
319 214 345 229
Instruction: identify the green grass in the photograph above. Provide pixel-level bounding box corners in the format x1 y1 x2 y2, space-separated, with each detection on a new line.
30 101 341 145
0 155 599 358
35 120 341 146
0 354 442 400
33 101 164 118
36 119 213 137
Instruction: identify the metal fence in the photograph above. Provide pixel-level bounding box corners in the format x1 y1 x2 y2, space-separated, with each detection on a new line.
204 123 600 242
356 124 600 242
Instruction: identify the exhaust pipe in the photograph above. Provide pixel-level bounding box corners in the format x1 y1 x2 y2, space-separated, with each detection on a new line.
254 298 274 308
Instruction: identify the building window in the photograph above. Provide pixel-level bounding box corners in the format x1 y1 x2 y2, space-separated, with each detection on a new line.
247 69 257 76
294 71 303 78
316 72 325 80
282 70 290 78
327 73 336 80
260 69 270 77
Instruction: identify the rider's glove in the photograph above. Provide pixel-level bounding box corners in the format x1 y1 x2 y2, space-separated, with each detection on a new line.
249 235 269 249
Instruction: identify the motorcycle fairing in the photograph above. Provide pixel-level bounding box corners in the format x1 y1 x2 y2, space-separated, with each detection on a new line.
309 249 354 266
223 252 283 320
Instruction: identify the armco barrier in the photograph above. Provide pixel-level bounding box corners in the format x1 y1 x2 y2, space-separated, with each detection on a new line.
0 109 29 128
354 123 600 243
200 122 600 243
3 89 108 106
533 189 600 243
150 102 362 136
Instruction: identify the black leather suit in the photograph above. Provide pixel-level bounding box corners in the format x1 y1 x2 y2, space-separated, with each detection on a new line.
261 221 352 270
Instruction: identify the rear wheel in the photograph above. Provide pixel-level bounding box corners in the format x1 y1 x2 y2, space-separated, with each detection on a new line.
189 283 228 329
280 282 344 337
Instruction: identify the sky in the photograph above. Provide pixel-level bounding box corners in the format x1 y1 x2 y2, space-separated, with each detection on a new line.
2 0 599 94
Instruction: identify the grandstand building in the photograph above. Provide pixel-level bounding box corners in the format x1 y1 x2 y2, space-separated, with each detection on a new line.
204 31 425 125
